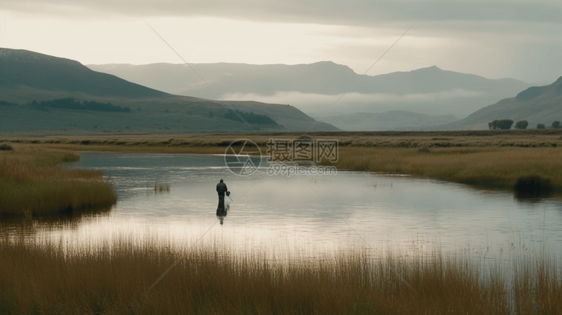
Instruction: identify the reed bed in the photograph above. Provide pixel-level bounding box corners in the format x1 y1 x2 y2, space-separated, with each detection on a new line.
4 129 562 152
0 145 117 216
5 132 562 194
0 233 521 315
322 146 562 193
514 255 562 314
154 183 170 192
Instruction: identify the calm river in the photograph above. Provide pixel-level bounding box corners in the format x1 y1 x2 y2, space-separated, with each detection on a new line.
9 152 562 266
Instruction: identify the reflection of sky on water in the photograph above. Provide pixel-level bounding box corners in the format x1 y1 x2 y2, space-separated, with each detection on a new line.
31 151 562 264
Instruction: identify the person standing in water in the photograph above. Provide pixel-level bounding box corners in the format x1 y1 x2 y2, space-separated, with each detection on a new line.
216 179 228 212
216 179 229 225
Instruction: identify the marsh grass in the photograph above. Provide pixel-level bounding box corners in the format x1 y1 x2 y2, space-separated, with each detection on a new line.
4 130 562 153
514 255 562 314
0 143 13 151
0 233 520 315
5 133 562 194
321 147 562 193
154 183 170 192
0 144 117 215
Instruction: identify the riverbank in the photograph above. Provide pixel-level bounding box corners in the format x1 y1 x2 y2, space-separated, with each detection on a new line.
3 131 562 194
319 146 562 194
0 144 117 216
2 233 559 315
3 129 562 149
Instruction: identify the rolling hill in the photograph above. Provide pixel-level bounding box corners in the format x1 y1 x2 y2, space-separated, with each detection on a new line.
0 48 338 134
0 49 167 98
89 62 529 118
429 77 562 130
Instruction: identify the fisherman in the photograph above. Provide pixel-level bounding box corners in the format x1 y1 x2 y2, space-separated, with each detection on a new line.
216 179 228 212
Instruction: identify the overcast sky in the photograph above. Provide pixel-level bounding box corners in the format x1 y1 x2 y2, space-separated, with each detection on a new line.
1 0 561 83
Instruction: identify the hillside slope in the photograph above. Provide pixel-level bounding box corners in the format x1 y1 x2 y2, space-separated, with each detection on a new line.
430 77 562 130
0 49 168 98
0 48 337 133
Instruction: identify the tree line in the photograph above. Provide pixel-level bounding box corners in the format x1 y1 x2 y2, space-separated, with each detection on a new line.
0 101 17 107
223 110 278 125
488 119 561 130
26 98 131 113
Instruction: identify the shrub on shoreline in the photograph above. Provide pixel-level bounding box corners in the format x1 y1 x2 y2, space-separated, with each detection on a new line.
514 175 553 198
0 143 13 151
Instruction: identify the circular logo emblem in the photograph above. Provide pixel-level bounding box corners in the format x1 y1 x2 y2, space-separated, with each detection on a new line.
224 139 262 176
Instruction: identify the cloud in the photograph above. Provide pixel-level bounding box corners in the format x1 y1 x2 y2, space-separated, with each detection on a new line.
223 89 488 115
225 89 485 103
2 0 561 26
2 0 562 83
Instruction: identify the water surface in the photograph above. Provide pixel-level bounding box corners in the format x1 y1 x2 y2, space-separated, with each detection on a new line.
7 152 562 265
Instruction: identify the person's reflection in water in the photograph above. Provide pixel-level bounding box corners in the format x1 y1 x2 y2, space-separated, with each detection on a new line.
216 206 228 225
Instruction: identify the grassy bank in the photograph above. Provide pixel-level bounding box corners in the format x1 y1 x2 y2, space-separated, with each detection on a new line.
320 146 562 193
3 131 562 194
3 129 562 150
0 144 117 216
0 233 560 314
44 137 562 194
0 234 508 314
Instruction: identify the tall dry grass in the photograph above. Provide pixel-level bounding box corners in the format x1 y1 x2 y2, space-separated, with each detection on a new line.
321 147 562 192
514 255 562 314
6 133 561 193
0 145 117 215
0 233 516 315
4 129 562 153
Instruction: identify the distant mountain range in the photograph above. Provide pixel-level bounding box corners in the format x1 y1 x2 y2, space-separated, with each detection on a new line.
3 48 555 133
321 111 459 131
89 62 530 118
431 77 562 130
0 48 338 134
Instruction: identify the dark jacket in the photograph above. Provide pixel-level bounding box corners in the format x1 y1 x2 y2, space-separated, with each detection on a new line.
216 182 228 196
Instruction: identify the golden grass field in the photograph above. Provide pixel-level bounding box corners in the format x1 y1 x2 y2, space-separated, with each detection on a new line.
319 146 562 193
3 129 562 149
1 231 560 315
0 144 117 216
3 130 562 194
1 132 562 313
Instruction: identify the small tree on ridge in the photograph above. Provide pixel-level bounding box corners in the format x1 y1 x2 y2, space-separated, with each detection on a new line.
488 119 514 130
514 120 528 129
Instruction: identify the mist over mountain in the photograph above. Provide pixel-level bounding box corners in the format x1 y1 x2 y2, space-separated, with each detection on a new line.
429 77 562 130
322 111 459 131
0 48 338 134
89 62 529 118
